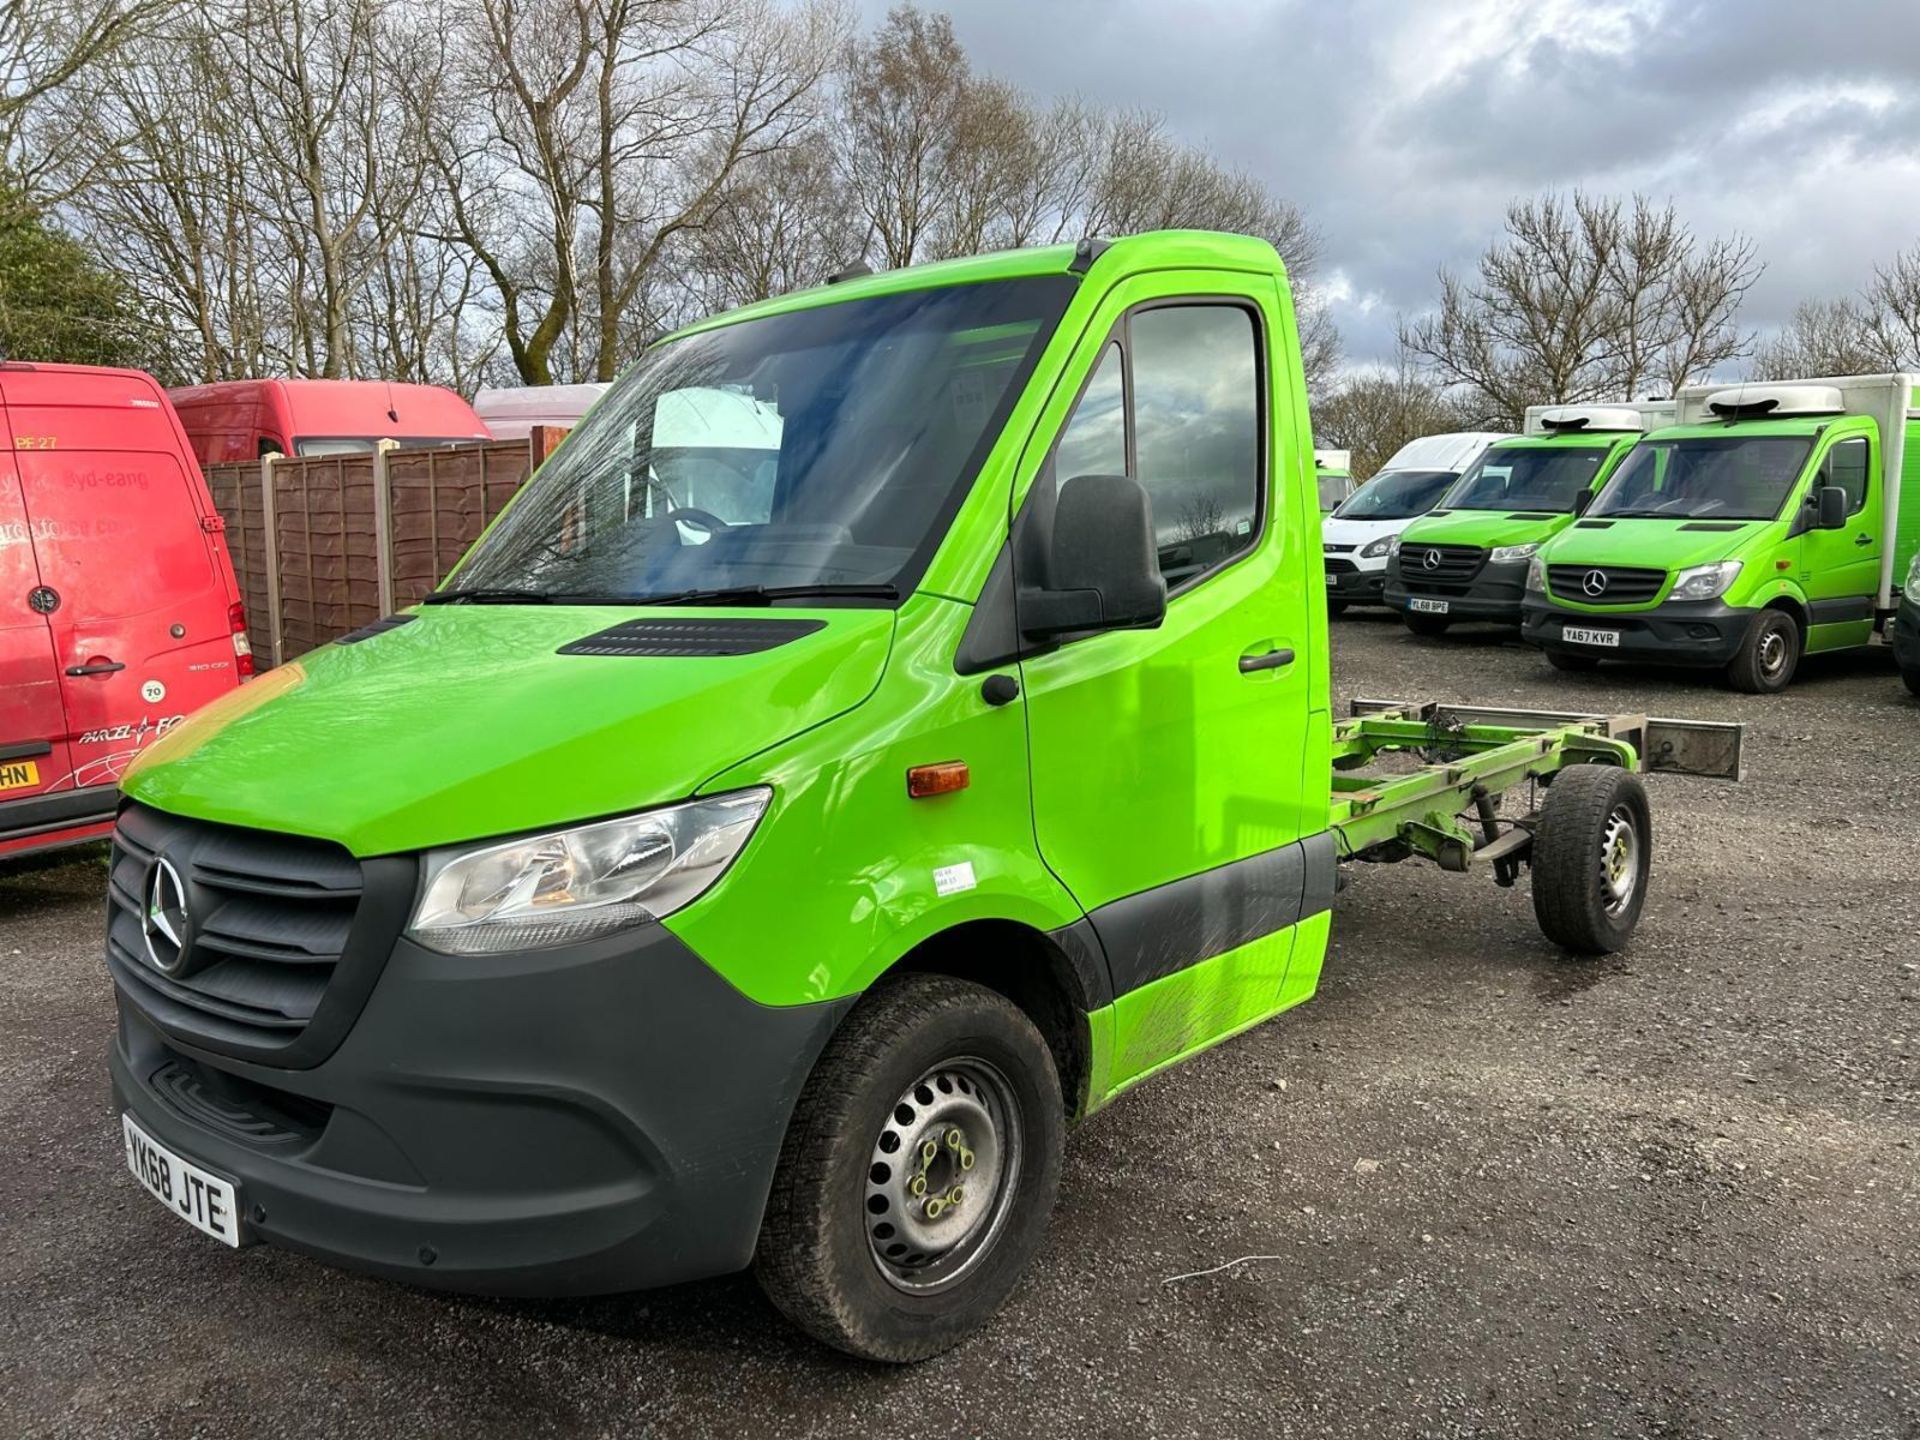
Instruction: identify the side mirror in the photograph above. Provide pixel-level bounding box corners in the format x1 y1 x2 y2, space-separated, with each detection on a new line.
1018 474 1168 638
1816 485 1847 530
1572 489 1594 517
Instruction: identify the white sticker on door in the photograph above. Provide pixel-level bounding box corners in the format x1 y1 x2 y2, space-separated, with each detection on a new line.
140 679 167 703
933 862 977 897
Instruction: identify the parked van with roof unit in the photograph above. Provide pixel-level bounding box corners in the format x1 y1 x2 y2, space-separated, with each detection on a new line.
2 363 248 860
471 383 609 441
1524 375 1920 692
1314 448 1356 513
1321 434 1510 613
1385 404 1670 635
168 379 491 464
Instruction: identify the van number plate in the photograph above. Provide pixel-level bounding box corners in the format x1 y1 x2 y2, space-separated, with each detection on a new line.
1563 626 1621 648
0 759 38 792
122 1114 242 1247
1408 598 1449 614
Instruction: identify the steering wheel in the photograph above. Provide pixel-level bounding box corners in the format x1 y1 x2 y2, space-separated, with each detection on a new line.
667 506 731 535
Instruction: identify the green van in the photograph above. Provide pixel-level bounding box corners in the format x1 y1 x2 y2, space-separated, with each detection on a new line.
1384 405 1670 635
101 231 1726 1364
1523 376 1920 692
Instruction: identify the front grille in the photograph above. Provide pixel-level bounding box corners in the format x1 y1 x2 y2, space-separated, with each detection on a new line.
1325 558 1359 576
108 804 375 1061
1547 565 1666 605
1399 543 1485 590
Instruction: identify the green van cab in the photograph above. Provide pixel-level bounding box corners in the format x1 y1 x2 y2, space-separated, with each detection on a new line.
1384 404 1670 635
101 231 1734 1363
1523 376 1920 692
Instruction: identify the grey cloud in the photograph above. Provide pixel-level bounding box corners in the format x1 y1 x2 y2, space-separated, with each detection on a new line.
846 0 1920 366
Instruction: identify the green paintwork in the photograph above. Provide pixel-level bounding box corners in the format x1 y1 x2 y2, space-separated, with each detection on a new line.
1536 413 1900 657
1396 432 1641 554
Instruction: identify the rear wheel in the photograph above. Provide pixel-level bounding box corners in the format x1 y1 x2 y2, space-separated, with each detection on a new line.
1530 765 1651 955
754 974 1064 1363
1403 611 1450 637
1726 610 1800 693
1546 650 1599 673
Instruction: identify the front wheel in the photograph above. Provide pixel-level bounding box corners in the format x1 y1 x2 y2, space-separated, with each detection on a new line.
754 974 1064 1363
1530 764 1652 955
1726 610 1800 693
1902 665 1920 699
1403 610 1450 637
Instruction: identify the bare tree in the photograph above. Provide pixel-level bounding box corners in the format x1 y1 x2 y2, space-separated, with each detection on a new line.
1 0 178 183
1312 362 1474 479
1861 246 1920 369
1175 493 1225 543
1402 192 1758 425
1750 298 1897 380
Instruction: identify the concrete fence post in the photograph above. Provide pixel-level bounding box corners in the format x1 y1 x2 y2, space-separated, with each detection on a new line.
259 453 285 669
372 438 397 616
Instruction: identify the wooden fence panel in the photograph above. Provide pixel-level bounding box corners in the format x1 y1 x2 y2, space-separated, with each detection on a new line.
206 461 272 643
270 454 383 660
387 442 536 610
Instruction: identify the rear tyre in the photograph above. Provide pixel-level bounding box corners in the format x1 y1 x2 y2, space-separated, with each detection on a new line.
754 974 1064 1363
1546 650 1599 673
1902 665 1920 699
1726 610 1800 693
1403 611 1450 637
1530 765 1651 955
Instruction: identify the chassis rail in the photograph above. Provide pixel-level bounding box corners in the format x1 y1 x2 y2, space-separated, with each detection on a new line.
1331 699 1742 878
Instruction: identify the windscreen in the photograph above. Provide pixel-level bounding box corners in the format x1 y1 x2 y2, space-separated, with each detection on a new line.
446 277 1074 604
1441 445 1613 512
1586 435 1816 521
1331 469 1457 520
294 437 470 456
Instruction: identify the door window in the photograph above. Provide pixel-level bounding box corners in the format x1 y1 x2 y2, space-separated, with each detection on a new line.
1824 436 1870 515
1130 306 1262 587
1054 344 1125 484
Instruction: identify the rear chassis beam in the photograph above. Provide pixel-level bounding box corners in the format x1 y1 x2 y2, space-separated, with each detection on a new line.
1331 699 1742 879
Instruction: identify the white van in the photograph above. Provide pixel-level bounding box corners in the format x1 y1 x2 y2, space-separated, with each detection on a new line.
472 383 610 441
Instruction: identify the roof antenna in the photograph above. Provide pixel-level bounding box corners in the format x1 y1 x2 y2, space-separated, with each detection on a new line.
385 379 399 424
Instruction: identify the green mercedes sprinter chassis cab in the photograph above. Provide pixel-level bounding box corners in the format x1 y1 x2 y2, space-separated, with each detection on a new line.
105 232 1740 1363
1523 375 1920 693
1385 404 1673 635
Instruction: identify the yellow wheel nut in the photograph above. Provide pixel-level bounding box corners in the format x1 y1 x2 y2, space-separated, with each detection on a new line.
909 1174 927 1198
948 1185 965 1206
921 1139 938 1165
945 1128 964 1149
924 1197 945 1220
959 1148 975 1171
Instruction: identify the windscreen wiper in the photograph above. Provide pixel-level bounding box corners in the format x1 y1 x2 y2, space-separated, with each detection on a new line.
420 587 554 605
630 583 902 607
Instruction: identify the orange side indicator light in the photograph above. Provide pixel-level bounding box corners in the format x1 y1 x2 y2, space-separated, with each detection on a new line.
1776 559 1791 570
907 761 970 799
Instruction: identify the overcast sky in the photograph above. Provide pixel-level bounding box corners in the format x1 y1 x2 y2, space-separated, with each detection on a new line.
855 0 1920 371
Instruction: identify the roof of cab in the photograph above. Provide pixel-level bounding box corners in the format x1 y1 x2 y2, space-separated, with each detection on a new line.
665 230 1288 342
167 378 489 436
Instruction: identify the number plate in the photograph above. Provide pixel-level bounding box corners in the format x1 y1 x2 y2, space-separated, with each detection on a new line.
122 1114 242 1248
1408 597 1449 614
1324 572 1338 586
1563 626 1621 648
0 759 38 792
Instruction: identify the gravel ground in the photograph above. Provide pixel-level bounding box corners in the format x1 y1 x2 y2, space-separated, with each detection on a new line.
3 612 1917 1439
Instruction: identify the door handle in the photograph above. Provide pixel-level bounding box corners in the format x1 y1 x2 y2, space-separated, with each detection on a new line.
65 660 126 677
1854 535 1873 546
1238 648 1296 674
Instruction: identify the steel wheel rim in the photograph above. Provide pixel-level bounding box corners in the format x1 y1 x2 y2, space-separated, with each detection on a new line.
865 1057 1022 1294
1759 627 1789 680
1600 804 1640 916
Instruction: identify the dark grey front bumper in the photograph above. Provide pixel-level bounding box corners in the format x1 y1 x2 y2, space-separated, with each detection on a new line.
111 922 852 1297
1521 597 1752 667
1384 558 1530 622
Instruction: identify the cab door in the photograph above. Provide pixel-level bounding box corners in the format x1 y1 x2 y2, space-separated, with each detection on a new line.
0 438 77 812
7 369 240 790
1013 275 1321 1085
1800 432 1878 649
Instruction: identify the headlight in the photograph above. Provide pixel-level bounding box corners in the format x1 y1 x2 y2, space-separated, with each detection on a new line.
1905 552 1920 604
1669 561 1742 602
409 789 771 954
1525 555 1545 592
1360 535 1394 559
1386 534 1402 558
1490 542 1539 565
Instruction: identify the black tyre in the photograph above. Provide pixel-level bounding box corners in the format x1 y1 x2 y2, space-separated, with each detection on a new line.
1902 666 1920 699
1530 764 1651 955
1726 609 1800 693
1328 600 1349 617
754 974 1064 1363
1546 650 1600 673
1403 610 1450 637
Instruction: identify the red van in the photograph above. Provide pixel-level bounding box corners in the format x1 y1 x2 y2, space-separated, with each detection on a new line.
2 364 249 860
167 379 492 463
